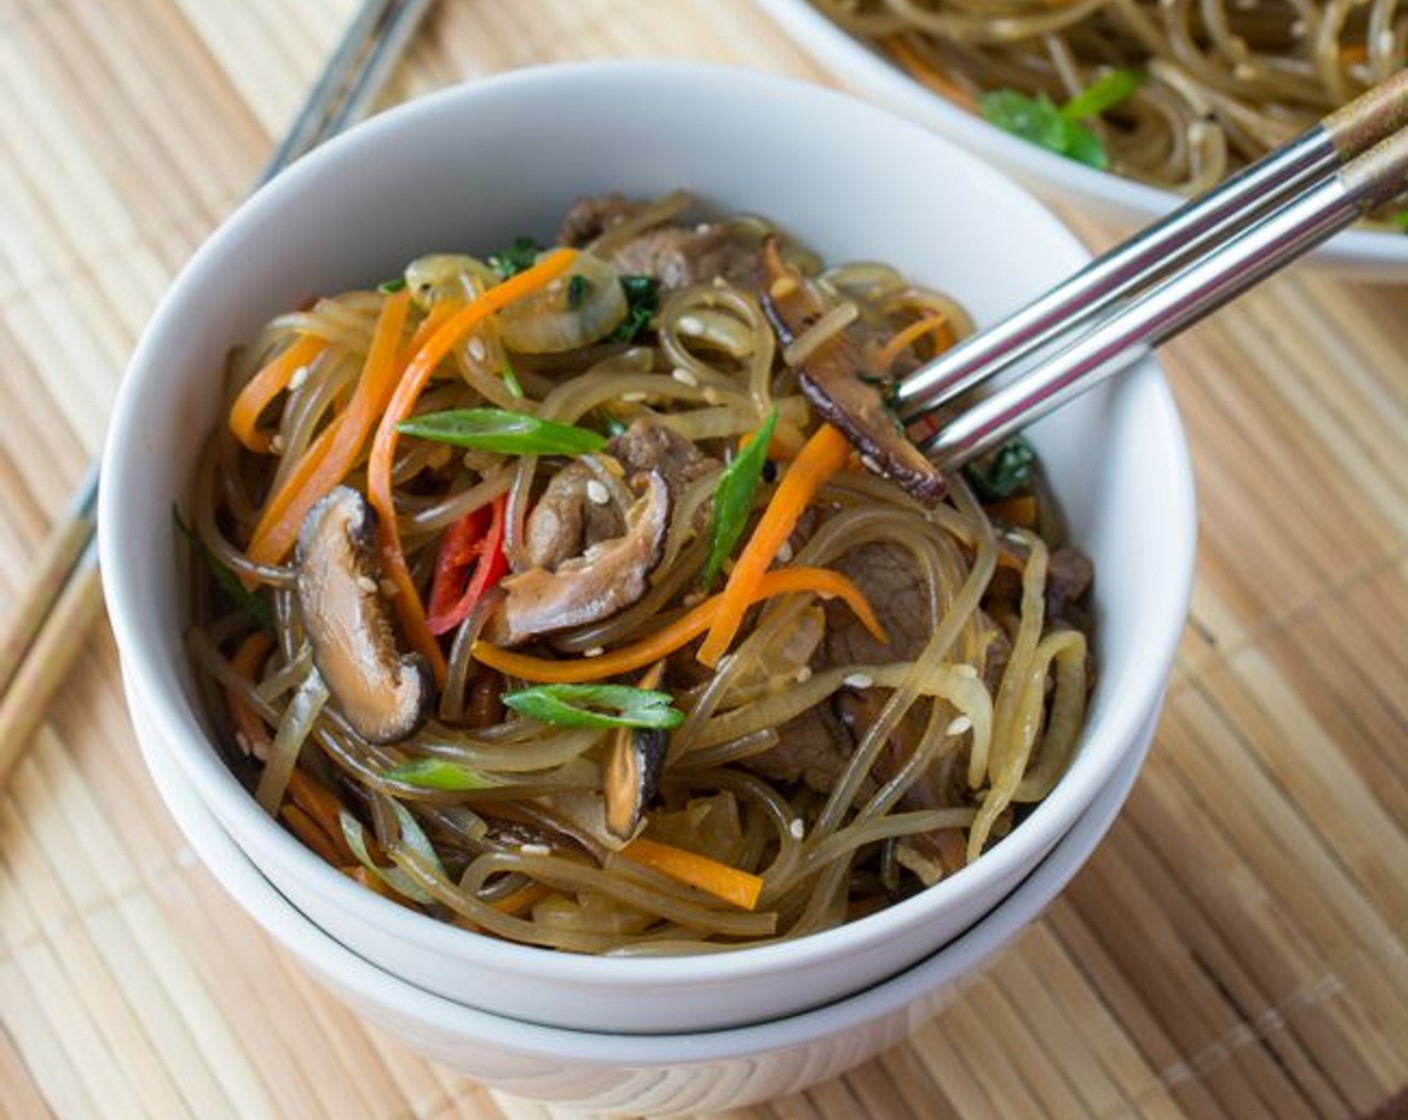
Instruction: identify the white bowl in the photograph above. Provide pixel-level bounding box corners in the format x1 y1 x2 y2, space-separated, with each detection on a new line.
136 681 1154 1115
756 0 1408 283
100 61 1194 1033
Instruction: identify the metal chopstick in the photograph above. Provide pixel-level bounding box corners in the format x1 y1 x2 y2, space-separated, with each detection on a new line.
895 69 1408 421
917 123 1408 470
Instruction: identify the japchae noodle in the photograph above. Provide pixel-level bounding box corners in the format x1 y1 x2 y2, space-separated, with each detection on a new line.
184 192 1093 953
816 0 1407 211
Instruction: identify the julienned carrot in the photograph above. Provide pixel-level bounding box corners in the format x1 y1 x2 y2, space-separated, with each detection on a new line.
225 631 274 758
876 313 953 373
697 424 854 666
621 837 765 911
246 289 412 568
369 249 578 685
984 494 1038 528
229 336 326 454
885 36 980 112
471 566 885 685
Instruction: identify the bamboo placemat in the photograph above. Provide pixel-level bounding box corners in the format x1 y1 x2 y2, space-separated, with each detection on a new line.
0 2 1405 1117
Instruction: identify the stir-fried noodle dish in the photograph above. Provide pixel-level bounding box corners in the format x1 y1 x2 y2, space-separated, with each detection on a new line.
816 0 1407 219
185 192 1095 954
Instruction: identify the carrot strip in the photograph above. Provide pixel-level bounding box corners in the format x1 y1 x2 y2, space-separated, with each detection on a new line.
621 837 764 911
369 249 578 685
286 768 356 864
697 424 853 666
885 36 979 112
281 804 344 866
472 566 885 685
876 313 954 373
246 289 412 568
984 494 1038 528
492 881 552 915
224 632 274 758
228 336 325 454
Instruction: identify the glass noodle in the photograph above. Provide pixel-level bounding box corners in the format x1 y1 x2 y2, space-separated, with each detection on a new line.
183 192 1092 954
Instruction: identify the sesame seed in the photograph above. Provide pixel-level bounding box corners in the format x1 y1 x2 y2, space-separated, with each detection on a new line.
1290 18 1305 36
1377 30 1396 56
586 479 610 505
547 279 563 293
682 591 704 607
695 222 713 234
954 664 979 680
795 666 813 683
861 454 881 473
1232 62 1255 82
289 365 310 390
468 337 487 362
843 672 874 689
677 315 706 335
775 541 794 563
671 367 699 387
769 275 798 300
703 388 723 406
356 575 378 594
621 391 647 403
269 434 286 455
583 646 605 658
379 579 400 598
519 843 551 857
947 715 973 736
789 818 805 840
234 732 251 755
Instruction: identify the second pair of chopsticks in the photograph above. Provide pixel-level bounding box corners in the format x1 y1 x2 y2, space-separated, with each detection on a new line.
0 0 438 788
898 70 1408 468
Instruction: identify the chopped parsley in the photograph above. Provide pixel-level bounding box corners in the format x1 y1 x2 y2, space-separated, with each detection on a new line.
980 69 1145 171
611 275 660 342
962 436 1037 502
376 276 407 294
488 236 543 279
566 273 592 309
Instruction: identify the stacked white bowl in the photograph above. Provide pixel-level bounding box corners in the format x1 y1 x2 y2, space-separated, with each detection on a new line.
100 63 1194 1109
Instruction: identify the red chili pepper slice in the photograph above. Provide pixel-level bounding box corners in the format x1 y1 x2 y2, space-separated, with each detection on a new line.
426 495 509 635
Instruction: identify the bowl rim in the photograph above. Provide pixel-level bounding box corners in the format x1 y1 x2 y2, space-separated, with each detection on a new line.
754 0 1408 277
142 688 1153 1059
100 59 1195 994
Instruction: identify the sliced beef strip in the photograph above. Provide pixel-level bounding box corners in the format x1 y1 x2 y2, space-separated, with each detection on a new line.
1045 546 1094 621
743 704 853 794
521 462 626 571
559 193 760 292
557 193 641 247
609 418 719 502
822 541 932 667
609 222 761 292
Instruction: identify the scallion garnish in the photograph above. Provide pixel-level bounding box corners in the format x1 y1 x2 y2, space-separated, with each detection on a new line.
396 408 607 456
503 683 685 730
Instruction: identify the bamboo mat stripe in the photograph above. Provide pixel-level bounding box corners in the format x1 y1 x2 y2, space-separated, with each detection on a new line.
0 1 1404 1118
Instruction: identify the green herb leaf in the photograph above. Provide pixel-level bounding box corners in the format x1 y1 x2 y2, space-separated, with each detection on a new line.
488 236 543 279
702 409 778 590
173 506 275 635
962 436 1038 502
1059 69 1145 123
566 273 592 309
980 89 1109 170
610 275 660 343
397 408 607 456
382 758 496 791
377 276 408 294
503 684 685 730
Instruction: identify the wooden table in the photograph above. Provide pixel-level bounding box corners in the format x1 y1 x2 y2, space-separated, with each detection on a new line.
1 2 1404 1117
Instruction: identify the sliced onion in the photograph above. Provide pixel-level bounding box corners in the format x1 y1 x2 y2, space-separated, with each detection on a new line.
499 254 627 354
404 254 495 310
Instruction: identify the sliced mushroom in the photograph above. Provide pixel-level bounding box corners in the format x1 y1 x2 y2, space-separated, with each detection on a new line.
602 661 669 840
759 237 946 504
485 471 671 646
295 486 433 744
521 460 627 571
